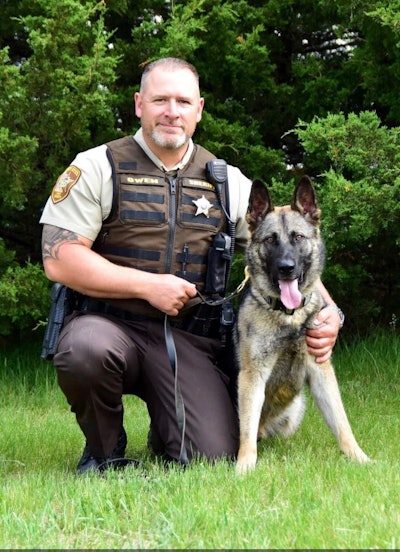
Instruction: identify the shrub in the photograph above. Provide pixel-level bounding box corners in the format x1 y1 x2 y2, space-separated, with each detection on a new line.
0 260 50 338
293 111 400 332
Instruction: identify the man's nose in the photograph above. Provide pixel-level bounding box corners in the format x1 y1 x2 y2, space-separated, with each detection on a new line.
165 99 179 117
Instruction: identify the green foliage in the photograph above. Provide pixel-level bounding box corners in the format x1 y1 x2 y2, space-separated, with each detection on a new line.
14 0 120 167
1 0 400 337
0 239 51 338
293 111 400 331
198 112 285 179
0 260 50 336
0 49 39 209
0 238 15 274
367 1 400 41
0 0 120 271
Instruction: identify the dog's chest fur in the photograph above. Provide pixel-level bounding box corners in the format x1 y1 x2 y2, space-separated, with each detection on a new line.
237 289 322 409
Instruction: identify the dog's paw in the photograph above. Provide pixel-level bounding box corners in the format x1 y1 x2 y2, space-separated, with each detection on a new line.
235 451 257 475
344 445 371 463
351 448 371 463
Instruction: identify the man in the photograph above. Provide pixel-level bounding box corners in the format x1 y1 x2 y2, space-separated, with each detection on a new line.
40 57 342 474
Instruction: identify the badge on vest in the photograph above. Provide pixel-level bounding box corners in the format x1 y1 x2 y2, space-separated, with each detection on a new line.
51 165 81 204
192 195 214 218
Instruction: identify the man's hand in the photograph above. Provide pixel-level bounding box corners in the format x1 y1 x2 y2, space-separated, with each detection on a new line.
145 274 197 316
306 306 342 363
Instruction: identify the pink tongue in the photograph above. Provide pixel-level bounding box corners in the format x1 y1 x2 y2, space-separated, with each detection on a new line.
278 279 302 310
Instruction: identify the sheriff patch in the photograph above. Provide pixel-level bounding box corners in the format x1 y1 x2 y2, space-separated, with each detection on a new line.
51 166 81 204
183 178 215 191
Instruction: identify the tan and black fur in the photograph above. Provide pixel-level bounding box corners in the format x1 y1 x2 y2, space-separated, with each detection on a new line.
235 176 369 474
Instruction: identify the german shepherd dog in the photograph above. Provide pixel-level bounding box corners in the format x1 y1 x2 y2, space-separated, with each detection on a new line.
235 176 370 474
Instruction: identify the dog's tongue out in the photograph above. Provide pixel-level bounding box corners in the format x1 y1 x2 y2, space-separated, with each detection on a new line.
278 279 302 310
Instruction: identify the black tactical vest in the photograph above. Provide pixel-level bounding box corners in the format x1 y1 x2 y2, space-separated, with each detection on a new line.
92 136 227 316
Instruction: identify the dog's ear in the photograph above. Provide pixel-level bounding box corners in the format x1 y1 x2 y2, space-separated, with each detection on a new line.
292 175 321 224
246 179 274 230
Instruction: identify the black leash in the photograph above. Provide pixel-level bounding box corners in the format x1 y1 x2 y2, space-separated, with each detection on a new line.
164 314 189 466
162 268 250 466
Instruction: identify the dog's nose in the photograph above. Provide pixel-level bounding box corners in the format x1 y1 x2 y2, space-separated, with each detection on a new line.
278 260 295 276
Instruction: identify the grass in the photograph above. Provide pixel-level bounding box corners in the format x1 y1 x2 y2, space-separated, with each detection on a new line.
0 331 399 549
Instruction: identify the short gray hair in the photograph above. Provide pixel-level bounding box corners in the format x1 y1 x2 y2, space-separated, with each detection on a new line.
140 57 200 91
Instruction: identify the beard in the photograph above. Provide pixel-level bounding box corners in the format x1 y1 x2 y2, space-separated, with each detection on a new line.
150 127 189 150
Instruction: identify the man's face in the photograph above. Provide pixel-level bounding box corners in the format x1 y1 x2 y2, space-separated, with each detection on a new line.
135 66 204 154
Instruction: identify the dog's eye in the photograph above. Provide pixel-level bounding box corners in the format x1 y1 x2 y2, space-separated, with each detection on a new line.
295 234 304 241
265 236 275 244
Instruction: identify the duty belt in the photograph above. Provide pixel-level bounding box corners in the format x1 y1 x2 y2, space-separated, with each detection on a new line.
80 297 221 336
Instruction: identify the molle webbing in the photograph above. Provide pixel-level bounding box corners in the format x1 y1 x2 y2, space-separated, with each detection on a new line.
92 136 227 316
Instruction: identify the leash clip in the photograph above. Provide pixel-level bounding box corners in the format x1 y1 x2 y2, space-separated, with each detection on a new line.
236 266 250 293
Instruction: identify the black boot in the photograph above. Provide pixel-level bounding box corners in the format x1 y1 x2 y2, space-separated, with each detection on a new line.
147 424 165 456
76 427 127 475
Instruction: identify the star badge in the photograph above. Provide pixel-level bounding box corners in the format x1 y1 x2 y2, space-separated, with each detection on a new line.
192 195 213 218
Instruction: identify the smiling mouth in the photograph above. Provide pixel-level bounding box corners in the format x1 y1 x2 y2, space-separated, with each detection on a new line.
158 123 182 130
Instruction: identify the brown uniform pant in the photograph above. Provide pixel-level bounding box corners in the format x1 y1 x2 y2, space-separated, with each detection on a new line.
53 312 238 462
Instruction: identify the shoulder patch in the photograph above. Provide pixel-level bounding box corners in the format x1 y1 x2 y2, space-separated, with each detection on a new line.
51 166 81 204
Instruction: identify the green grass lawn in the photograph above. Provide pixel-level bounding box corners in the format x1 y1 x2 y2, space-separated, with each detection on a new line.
0 332 399 549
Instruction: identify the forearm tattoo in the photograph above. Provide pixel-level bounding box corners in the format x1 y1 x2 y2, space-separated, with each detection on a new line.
42 225 83 261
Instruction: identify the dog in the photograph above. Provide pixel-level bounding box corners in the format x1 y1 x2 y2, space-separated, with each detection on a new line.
235 176 370 474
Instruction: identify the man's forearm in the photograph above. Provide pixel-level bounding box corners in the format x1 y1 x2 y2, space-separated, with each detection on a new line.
315 278 336 306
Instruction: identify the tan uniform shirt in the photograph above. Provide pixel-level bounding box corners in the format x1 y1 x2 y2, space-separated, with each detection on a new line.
40 129 252 250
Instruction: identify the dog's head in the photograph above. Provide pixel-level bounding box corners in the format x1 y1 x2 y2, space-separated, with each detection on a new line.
245 176 325 309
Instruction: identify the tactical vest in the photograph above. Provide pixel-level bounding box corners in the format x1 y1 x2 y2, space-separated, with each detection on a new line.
92 136 227 317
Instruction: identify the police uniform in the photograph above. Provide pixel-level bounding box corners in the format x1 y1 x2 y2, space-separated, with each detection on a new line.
40 129 252 464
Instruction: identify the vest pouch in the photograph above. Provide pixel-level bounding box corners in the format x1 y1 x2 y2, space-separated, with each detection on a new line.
180 303 221 338
204 232 231 295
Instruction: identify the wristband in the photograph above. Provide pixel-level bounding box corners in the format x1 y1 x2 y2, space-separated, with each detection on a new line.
325 304 345 329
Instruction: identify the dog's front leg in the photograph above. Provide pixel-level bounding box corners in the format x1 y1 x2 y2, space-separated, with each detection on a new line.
307 359 370 463
236 368 267 475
